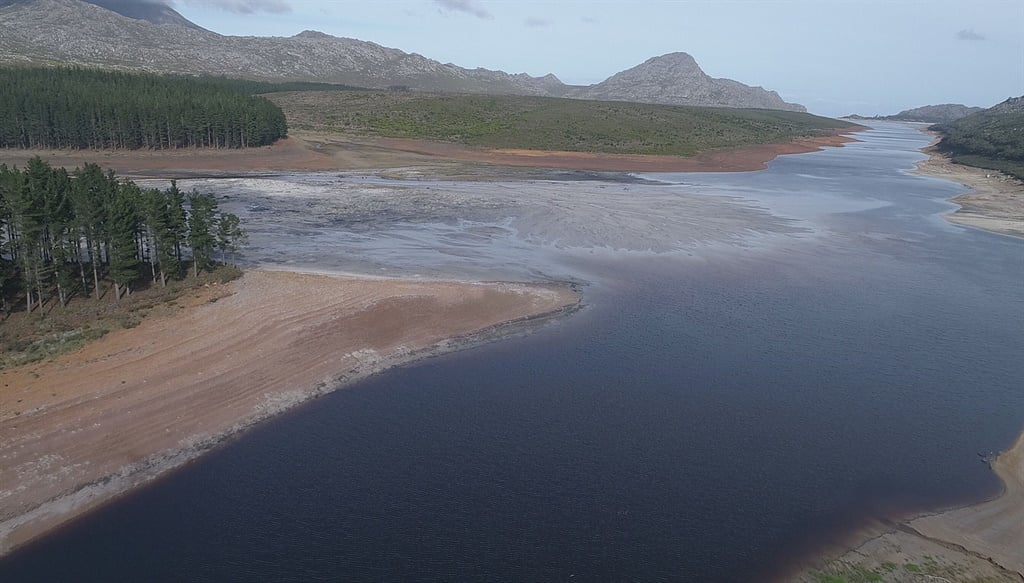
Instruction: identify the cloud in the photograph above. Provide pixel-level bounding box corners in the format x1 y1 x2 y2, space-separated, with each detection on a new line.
956 29 986 41
179 0 291 14
433 0 491 19
525 16 548 28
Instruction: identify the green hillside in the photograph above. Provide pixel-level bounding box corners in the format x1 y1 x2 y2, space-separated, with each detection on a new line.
269 91 855 157
933 98 1024 179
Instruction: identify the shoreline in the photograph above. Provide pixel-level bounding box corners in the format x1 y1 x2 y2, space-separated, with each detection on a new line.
788 139 1024 582
788 430 1024 582
0 270 580 557
912 143 1023 239
0 127 864 178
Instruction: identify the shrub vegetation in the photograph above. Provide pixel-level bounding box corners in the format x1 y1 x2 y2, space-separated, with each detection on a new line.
932 109 1024 179
269 91 856 157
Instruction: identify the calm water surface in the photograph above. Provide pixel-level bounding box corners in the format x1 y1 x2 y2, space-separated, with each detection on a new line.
2 123 1022 581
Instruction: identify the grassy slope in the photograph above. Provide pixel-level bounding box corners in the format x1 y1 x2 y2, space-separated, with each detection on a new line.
268 91 855 157
934 111 1024 179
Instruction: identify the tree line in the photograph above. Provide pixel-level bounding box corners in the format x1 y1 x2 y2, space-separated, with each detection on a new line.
0 158 246 313
0 67 288 150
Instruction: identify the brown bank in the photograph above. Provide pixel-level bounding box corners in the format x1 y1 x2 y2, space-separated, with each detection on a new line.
0 270 578 556
0 128 862 178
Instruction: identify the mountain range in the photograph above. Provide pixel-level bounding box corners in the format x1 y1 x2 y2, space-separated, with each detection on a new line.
0 0 805 112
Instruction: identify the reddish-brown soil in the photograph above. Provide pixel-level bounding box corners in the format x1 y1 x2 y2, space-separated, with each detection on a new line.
0 129 863 177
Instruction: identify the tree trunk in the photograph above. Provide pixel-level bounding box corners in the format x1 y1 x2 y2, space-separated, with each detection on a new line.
78 249 88 297
92 259 101 300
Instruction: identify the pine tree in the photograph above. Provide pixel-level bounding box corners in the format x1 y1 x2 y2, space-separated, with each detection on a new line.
106 181 140 301
216 212 246 265
71 163 111 299
186 191 218 277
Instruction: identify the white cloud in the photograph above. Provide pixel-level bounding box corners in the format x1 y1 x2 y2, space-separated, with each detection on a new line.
181 0 291 15
433 0 491 19
956 29 986 41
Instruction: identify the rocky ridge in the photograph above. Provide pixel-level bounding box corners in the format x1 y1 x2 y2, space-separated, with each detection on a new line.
989 96 1024 114
0 0 804 111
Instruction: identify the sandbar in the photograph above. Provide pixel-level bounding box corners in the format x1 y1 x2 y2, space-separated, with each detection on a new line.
0 270 578 556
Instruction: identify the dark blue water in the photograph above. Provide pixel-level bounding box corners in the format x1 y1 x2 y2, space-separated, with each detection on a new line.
2 124 1022 581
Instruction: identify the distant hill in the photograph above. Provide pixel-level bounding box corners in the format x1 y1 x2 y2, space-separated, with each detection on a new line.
569 53 805 112
846 104 984 124
933 96 1024 179
0 0 806 112
885 104 985 123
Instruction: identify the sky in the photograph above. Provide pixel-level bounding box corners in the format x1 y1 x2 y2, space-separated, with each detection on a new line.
166 0 1023 117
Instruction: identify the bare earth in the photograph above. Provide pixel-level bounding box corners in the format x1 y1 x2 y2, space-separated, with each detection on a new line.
0 129 861 177
0 270 578 556
914 149 1024 239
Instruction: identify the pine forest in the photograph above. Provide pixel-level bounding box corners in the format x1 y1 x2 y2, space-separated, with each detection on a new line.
0 67 288 149
0 157 246 314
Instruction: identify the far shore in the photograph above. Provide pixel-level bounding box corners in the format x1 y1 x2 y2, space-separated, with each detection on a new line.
0 127 864 178
0 270 579 557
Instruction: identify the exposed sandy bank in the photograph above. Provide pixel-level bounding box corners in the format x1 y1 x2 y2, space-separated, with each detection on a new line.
914 149 1024 239
789 431 1024 582
0 270 578 556
0 128 862 178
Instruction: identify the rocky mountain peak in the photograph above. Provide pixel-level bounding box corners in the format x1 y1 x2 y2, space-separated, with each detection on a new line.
293 30 334 40
568 52 805 112
639 52 701 72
